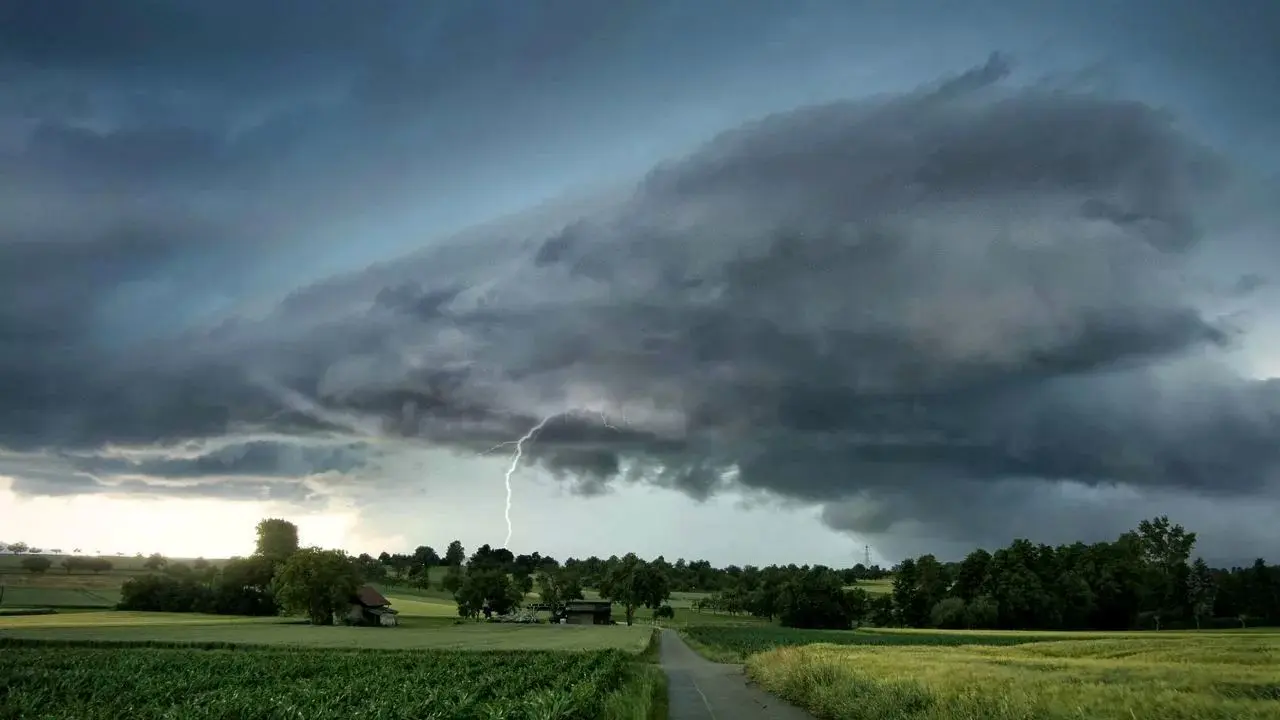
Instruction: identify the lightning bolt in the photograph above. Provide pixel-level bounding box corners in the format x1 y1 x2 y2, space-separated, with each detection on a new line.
485 408 626 549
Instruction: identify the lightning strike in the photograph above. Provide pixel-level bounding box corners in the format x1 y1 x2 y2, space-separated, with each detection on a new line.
486 408 625 549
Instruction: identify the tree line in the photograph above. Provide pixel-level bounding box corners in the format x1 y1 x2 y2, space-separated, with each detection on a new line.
104 514 1277 633
117 519 336 620
696 516 1280 631
11 555 115 575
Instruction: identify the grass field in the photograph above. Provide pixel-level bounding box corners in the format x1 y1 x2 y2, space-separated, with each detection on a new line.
0 644 665 719
856 578 892 594
746 631 1280 720
0 609 656 652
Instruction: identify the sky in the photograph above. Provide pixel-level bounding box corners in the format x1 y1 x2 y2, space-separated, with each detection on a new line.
2 1 1279 568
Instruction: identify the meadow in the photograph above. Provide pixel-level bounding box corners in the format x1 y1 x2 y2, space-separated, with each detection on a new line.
681 625 1051 662
705 626 1280 720
0 609 656 651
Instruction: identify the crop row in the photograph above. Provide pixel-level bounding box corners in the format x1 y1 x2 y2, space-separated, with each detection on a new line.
683 626 1053 658
0 646 633 719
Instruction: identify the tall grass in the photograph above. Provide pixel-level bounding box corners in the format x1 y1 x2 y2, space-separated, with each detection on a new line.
746 634 1280 720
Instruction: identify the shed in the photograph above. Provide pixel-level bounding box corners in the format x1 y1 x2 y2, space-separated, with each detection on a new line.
559 600 613 625
339 585 400 627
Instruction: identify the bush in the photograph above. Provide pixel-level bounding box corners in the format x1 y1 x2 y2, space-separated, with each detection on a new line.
653 605 675 620
930 597 967 629
20 556 52 574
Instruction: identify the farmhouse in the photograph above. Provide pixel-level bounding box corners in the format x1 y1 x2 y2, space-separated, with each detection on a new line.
339 585 400 627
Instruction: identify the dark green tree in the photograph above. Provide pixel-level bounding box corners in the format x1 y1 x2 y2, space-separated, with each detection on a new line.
254 518 300 566
272 548 362 625
444 540 466 566
600 553 671 625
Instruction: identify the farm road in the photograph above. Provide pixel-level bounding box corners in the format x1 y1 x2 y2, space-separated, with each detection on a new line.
659 629 814 720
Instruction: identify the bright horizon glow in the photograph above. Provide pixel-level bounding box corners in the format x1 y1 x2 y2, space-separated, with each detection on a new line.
0 476 373 558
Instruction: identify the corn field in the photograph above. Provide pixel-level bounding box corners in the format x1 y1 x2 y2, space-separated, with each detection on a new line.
0 646 635 719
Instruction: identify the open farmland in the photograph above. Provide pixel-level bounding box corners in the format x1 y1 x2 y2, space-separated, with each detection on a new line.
0 561 126 609
682 625 1060 662
0 610 656 652
0 644 663 720
746 631 1280 720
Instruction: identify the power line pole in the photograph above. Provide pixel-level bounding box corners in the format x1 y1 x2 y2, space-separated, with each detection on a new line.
864 545 871 567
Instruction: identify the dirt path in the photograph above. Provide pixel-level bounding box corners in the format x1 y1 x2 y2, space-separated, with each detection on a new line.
659 629 815 720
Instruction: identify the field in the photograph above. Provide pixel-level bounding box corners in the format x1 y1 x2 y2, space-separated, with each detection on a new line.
681 625 1054 662
0 645 662 719
0 568 124 608
0 558 667 718
672 625 1280 720
0 609 656 651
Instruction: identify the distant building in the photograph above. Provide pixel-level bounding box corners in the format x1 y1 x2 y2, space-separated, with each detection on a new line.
559 600 613 625
339 585 400 627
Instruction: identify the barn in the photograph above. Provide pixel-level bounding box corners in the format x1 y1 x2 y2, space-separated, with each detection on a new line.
559 600 614 625
339 585 400 627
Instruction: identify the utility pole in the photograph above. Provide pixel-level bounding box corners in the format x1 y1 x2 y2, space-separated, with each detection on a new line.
864 545 872 567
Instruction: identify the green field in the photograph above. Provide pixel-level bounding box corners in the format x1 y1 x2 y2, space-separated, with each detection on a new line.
746 630 1280 720
0 609 655 652
0 554 137 608
0 644 663 719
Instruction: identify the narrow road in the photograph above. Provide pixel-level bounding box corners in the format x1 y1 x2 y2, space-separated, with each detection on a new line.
658 629 815 720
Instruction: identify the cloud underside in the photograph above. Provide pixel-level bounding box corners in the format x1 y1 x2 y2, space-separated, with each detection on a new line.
3 54 1279 554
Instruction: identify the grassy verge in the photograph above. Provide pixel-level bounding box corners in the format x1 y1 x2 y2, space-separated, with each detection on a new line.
601 628 668 720
745 634 1280 720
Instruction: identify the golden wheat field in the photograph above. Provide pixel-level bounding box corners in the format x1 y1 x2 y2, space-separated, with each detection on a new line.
746 632 1280 720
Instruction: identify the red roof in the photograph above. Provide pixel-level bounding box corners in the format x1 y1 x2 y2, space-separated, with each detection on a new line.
355 585 390 607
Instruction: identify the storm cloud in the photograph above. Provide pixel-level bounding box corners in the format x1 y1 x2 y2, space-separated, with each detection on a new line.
2 2 1279 561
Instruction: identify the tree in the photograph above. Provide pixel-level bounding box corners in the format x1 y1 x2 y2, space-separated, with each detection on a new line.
272 548 362 625
515 572 534 596
144 553 168 571
455 567 523 618
444 540 466 566
7 542 28 554
255 518 300 565
1186 557 1216 630
1136 516 1197 630
467 544 514 572
413 545 440 568
952 549 992 602
354 553 387 582
930 597 967 629
21 556 52 574
964 595 1000 629
892 559 926 626
600 554 671 626
441 564 465 595
777 567 858 629
214 556 278 616
536 568 584 615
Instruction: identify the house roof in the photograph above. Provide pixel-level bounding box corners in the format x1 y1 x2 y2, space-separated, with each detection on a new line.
355 585 390 607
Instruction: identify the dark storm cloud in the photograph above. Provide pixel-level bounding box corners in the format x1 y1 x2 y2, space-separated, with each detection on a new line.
3 1 1279 555
6 471 320 506
67 440 375 480
180 57 1279 541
